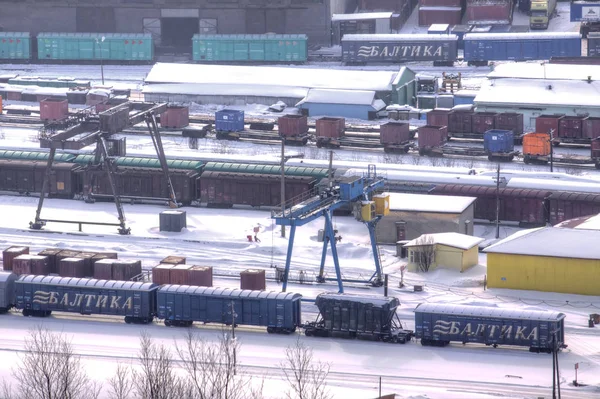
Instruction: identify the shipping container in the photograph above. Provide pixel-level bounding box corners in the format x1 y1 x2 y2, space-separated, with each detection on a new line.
93 259 114 280
278 115 309 137
169 264 191 285
484 129 514 153
427 24 451 34
215 109 244 132
535 114 564 136
414 303 566 351
37 33 153 62
240 269 266 291
188 266 213 287
465 0 513 25
472 112 498 135
74 252 97 277
14 275 159 323
159 210 187 233
40 98 68 122
161 256 186 265
448 110 474 134
157 286 302 332
0 271 17 312
584 117 600 140
522 132 551 156
152 264 174 285
13 255 33 275
316 117 345 139
192 34 308 63
2 246 29 271
453 91 477 105
426 108 451 127
112 260 142 281
160 106 189 129
0 32 31 60
380 122 411 145
419 7 463 27
463 32 581 64
341 34 458 63
558 116 585 140
37 248 62 274
495 112 524 136
30 255 50 275
418 125 447 151
58 257 87 278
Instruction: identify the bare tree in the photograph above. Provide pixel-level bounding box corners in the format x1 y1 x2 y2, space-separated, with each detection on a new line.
280 338 331 399
413 234 436 272
2 325 101 399
107 363 135 399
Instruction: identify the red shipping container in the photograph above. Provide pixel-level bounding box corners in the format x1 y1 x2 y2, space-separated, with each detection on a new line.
59 257 87 278
240 269 266 291
30 255 50 275
316 117 345 139
75 252 97 277
583 117 600 139
188 266 213 287
536 115 564 136
448 110 474 134
152 264 174 284
160 106 190 129
420 0 462 6
40 98 68 122
472 112 498 135
465 0 513 24
161 256 186 265
112 260 142 281
170 264 191 285
418 7 463 26
278 115 308 137
12 255 33 275
495 112 523 136
93 259 114 280
418 125 448 148
380 122 411 145
558 116 585 139
6 89 22 101
427 108 451 128
2 246 29 271
37 248 62 274
592 137 600 160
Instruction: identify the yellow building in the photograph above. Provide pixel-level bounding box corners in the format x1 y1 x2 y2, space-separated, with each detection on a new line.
403 232 484 272
484 227 600 296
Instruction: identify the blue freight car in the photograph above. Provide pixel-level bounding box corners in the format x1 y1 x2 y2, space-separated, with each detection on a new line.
463 32 582 65
414 303 566 352
157 286 302 333
215 109 245 137
14 275 159 323
0 272 17 313
484 129 516 161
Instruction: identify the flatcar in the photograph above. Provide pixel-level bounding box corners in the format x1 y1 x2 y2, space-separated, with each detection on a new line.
414 303 566 352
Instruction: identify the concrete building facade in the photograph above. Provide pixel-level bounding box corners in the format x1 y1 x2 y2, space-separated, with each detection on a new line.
375 193 476 245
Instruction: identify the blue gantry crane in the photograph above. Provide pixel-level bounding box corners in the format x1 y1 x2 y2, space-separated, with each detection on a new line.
272 168 385 293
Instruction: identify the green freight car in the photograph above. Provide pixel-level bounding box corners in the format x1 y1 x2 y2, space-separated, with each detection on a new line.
0 32 31 60
192 34 307 63
37 33 153 62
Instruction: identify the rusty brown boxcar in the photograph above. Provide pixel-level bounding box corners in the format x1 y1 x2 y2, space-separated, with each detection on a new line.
12 255 33 275
112 260 142 281
495 112 523 137
160 106 190 129
472 112 498 135
93 259 114 280
418 7 463 26
152 264 174 285
240 269 266 291
417 125 447 154
169 264 191 285
380 122 411 145
536 115 564 136
0 160 80 199
558 116 585 140
74 252 97 277
199 171 316 208
547 192 600 225
315 117 345 147
465 0 513 25
448 110 474 135
188 266 213 287
30 255 50 275
37 248 62 273
58 257 87 278
40 98 68 122
583 117 600 140
278 115 309 137
426 109 451 128
2 246 29 271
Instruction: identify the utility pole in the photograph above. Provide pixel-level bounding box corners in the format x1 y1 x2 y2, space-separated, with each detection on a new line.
280 138 286 238
549 129 555 173
495 164 501 239
96 36 105 85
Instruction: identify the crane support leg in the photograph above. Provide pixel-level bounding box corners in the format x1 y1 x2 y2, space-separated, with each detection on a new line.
30 147 57 230
317 233 330 283
98 136 130 235
145 114 178 208
281 224 296 292
367 219 383 286
325 211 344 293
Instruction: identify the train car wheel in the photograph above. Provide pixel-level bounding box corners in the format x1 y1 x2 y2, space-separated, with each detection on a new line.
420 339 429 346
164 320 172 327
124 316 132 324
595 163 600 170
267 327 274 334
22 309 30 317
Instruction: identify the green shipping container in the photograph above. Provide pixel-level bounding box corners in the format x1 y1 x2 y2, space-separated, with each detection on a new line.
192 34 307 62
37 33 153 62
0 32 31 60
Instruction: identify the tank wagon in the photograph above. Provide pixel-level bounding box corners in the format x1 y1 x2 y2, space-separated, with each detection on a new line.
414 303 566 352
304 292 414 343
157 286 302 333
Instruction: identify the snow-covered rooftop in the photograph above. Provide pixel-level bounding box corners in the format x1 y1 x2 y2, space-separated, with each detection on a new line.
296 89 385 110
403 232 484 250
474 78 600 109
414 303 565 321
488 63 600 81
331 12 393 21
484 227 600 259
342 34 457 42
142 83 309 99
144 63 399 92
387 192 476 213
465 32 580 40
555 213 600 230
507 177 600 194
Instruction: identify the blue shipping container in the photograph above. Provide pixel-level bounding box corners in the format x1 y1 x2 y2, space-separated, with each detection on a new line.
484 129 514 153
570 2 600 21
453 92 477 106
463 32 582 62
215 109 245 132
156 286 302 332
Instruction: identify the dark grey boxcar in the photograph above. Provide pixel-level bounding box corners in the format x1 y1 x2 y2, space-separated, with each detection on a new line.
15 275 159 324
0 272 18 313
157 286 302 333
414 303 566 352
304 293 413 343
341 34 458 63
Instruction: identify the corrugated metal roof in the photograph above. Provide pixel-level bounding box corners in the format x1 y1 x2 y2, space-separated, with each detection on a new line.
414 303 565 322
193 34 307 40
74 155 203 171
316 292 398 307
16 275 158 291
158 285 302 301
342 34 458 42
484 227 600 259
465 32 580 41
37 33 151 40
200 171 315 182
0 150 75 163
203 162 329 178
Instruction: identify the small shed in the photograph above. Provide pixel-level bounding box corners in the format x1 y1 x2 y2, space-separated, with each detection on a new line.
403 232 484 272
484 227 600 296
375 192 476 244
331 12 397 45
296 89 387 120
